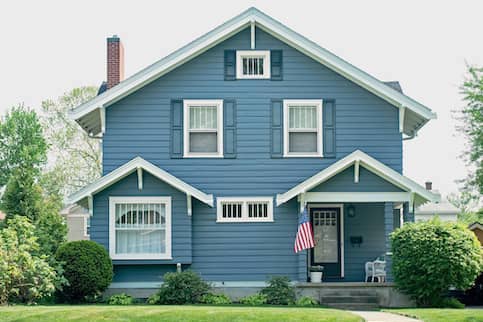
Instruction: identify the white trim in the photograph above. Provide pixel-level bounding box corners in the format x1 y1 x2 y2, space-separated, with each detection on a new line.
109 196 172 260
469 223 483 231
183 99 224 158
84 216 90 238
276 150 440 206
69 8 435 136
137 167 143 190
283 99 323 157
68 157 214 207
399 106 406 133
354 160 360 183
87 195 93 216
100 107 106 135
304 192 411 203
307 203 344 278
216 197 274 222
187 194 192 216
236 50 271 79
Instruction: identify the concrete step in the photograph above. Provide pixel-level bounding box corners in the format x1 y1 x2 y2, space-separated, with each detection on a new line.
321 295 378 304
323 302 379 311
322 290 377 297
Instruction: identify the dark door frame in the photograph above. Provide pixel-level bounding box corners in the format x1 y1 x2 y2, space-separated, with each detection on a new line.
307 203 344 279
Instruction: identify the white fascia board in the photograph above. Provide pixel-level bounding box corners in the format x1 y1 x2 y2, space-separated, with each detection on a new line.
69 7 435 136
276 149 440 206
304 192 411 203
68 157 214 207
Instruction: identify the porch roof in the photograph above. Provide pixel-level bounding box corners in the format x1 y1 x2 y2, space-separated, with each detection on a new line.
276 150 440 207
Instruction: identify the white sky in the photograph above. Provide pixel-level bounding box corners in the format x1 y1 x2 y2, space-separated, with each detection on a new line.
1 0 482 197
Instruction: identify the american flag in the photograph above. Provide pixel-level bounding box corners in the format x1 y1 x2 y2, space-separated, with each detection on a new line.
294 207 315 253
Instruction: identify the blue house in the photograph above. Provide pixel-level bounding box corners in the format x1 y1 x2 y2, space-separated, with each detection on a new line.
68 8 439 297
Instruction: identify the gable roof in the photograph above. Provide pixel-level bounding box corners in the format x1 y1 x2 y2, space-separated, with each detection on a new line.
469 222 483 231
68 157 214 207
69 7 436 137
276 150 440 206
415 197 460 215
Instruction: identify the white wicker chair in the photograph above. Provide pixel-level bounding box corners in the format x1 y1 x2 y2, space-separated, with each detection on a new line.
365 257 386 282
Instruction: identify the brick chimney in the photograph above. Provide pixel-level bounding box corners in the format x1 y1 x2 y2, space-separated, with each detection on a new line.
107 35 124 89
425 181 432 191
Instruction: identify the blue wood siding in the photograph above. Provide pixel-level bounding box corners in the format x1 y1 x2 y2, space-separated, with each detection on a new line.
92 171 192 266
310 167 404 192
94 26 403 283
342 203 386 282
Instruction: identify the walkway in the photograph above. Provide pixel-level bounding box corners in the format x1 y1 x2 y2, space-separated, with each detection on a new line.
350 311 421 322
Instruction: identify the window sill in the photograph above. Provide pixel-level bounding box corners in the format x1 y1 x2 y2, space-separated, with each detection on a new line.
216 219 274 223
283 154 324 158
111 255 173 260
183 154 224 158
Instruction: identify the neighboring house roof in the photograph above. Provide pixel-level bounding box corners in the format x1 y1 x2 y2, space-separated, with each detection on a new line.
276 150 440 206
469 222 483 231
68 157 214 207
415 198 460 215
69 7 436 137
383 81 403 93
60 204 89 217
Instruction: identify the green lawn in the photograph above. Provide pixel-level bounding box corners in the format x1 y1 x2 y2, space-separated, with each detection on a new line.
386 308 483 322
0 305 363 322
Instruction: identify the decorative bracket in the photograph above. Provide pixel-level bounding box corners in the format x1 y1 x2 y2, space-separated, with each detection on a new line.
250 20 255 49
137 167 143 190
399 106 406 133
187 194 192 216
354 160 360 183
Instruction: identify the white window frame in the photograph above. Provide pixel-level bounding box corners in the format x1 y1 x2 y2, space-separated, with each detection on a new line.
283 99 323 157
236 50 271 79
109 196 172 260
183 99 224 158
84 216 90 238
216 197 274 223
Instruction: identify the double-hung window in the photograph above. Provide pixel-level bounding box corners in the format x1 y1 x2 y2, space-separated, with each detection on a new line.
109 197 171 260
236 50 270 79
283 99 323 157
217 197 273 222
184 100 223 157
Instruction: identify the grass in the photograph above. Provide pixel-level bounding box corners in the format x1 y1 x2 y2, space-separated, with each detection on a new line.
386 308 483 322
0 305 363 322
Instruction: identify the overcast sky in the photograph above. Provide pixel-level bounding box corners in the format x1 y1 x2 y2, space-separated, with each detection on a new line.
1 0 482 197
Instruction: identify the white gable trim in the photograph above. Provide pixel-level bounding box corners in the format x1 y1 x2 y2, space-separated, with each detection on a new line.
469 222 483 232
276 150 440 206
67 157 214 207
69 7 435 136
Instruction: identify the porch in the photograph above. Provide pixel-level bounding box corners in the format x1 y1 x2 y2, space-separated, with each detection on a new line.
276 150 439 285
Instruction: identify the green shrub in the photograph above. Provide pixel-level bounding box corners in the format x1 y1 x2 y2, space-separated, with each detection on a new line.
433 297 465 309
200 293 232 305
55 240 113 303
146 293 160 305
391 219 482 307
296 296 319 307
239 293 268 305
151 271 210 304
0 216 61 304
108 293 133 305
260 276 296 305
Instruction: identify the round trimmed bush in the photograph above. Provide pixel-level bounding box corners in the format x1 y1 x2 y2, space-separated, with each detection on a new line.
391 219 482 307
56 240 113 302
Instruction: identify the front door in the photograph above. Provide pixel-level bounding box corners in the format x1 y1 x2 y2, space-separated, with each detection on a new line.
310 207 341 278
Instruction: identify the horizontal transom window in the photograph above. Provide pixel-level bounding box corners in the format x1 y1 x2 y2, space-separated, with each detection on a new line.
283 99 323 157
236 50 270 79
109 197 171 260
217 197 273 222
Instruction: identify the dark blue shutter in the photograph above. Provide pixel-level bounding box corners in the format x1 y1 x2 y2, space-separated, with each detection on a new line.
271 50 283 81
170 99 183 158
224 50 236 81
271 99 283 158
323 100 336 158
224 99 236 158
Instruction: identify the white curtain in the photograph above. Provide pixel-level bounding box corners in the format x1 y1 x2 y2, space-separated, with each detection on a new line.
115 203 166 254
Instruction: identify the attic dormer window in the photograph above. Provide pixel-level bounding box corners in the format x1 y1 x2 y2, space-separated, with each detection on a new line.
236 50 270 79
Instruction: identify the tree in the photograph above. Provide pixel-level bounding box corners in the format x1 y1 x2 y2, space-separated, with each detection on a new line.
0 105 47 186
391 219 482 306
0 216 61 304
459 65 483 195
448 191 482 225
41 86 101 197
